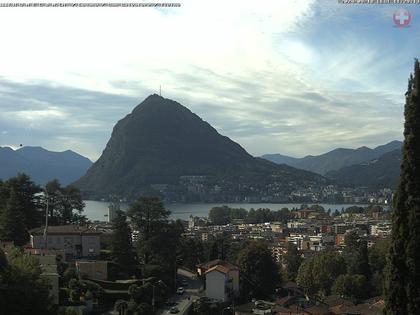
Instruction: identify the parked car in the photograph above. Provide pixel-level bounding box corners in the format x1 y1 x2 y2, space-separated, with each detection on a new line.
181 279 188 286
176 287 185 294
165 299 177 306
170 307 179 314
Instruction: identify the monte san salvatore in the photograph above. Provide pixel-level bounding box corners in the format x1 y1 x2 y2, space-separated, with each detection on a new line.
74 94 325 201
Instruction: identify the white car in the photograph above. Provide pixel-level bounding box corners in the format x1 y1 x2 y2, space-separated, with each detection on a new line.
176 287 185 294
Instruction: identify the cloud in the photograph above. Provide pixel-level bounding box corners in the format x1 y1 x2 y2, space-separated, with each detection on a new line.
0 0 415 161
0 79 139 159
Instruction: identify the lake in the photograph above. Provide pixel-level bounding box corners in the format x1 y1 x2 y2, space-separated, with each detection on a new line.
83 200 369 222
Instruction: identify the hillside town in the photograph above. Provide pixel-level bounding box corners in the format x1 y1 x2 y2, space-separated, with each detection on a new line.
154 176 394 205
0 195 391 315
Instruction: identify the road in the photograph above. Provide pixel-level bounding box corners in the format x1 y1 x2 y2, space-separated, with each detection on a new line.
156 268 203 315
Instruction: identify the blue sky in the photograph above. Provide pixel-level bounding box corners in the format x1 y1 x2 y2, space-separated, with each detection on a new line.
0 0 419 161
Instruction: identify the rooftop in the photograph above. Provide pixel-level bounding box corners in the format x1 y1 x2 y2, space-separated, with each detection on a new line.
197 259 239 271
29 225 102 236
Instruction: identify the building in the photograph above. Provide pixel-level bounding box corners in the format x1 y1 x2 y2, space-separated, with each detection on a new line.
76 260 108 280
108 204 118 223
370 222 391 237
197 259 240 302
29 225 102 259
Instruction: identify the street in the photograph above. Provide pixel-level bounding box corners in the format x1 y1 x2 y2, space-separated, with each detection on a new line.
156 268 203 315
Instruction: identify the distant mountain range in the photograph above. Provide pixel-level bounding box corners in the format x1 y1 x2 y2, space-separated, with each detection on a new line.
261 140 402 175
326 149 401 190
74 94 326 200
1 95 402 193
0 146 92 185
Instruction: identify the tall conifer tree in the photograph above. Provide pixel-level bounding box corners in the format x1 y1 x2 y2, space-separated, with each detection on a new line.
0 188 29 246
385 59 420 314
110 210 134 266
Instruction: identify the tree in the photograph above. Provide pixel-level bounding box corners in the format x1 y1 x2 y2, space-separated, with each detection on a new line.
208 241 219 261
127 196 170 241
127 196 171 264
332 274 369 301
369 238 390 276
111 210 135 266
296 251 346 295
343 231 371 279
283 243 302 281
208 206 231 225
44 180 85 225
179 238 206 270
0 174 42 229
236 241 280 299
273 208 291 224
144 220 182 271
0 246 54 315
0 188 29 246
369 238 390 297
385 60 420 314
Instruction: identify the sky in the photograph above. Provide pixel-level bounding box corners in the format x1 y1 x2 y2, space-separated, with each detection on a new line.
0 0 419 161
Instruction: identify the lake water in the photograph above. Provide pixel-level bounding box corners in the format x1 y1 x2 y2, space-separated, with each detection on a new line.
83 200 368 222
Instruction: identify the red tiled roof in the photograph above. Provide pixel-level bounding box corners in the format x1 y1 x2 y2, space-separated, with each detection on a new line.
197 259 239 271
205 265 231 274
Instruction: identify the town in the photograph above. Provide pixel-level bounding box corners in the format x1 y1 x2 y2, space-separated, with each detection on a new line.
0 177 391 315
167 175 393 205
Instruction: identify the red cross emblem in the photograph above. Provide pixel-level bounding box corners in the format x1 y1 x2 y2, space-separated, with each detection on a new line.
393 9 411 28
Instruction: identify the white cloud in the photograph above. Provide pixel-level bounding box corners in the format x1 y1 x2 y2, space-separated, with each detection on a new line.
0 1 411 159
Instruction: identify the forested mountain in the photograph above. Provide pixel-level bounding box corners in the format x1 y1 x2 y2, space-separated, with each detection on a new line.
262 140 402 175
75 94 325 199
325 149 401 190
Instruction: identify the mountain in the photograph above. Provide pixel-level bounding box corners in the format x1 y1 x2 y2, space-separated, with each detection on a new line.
262 140 402 175
0 146 92 185
259 153 300 166
325 149 401 190
75 94 325 200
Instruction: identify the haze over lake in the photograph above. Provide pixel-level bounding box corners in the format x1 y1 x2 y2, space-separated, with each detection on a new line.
84 200 373 222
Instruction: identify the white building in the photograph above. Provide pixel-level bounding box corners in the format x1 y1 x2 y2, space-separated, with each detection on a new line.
108 204 118 223
370 222 392 237
29 225 102 259
197 260 240 302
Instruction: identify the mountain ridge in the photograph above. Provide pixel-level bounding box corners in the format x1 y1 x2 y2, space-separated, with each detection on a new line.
325 148 401 190
262 140 402 175
74 94 326 200
0 146 92 185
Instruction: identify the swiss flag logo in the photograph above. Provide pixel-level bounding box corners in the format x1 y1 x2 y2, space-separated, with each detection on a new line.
393 9 411 28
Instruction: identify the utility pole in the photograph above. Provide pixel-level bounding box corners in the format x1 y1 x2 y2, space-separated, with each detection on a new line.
43 190 49 251
159 85 162 96
174 259 177 293
152 285 155 313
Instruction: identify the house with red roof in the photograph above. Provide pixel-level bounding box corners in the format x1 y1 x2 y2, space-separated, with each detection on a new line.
197 259 240 302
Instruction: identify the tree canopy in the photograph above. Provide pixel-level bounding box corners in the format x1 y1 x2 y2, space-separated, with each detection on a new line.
236 241 280 299
296 251 346 296
111 210 135 266
283 242 302 281
385 59 420 314
343 231 371 279
45 179 85 225
0 246 54 315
